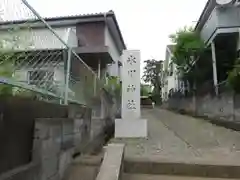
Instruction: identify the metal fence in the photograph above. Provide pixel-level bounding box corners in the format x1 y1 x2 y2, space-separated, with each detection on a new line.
0 0 103 105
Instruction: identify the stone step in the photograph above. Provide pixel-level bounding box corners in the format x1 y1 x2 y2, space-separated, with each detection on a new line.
123 173 238 180
64 155 103 180
72 155 103 166
64 164 99 180
124 159 240 179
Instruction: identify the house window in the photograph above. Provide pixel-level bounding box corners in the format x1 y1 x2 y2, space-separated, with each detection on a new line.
28 70 54 85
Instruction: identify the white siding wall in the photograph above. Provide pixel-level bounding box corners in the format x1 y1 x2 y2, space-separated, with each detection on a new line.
119 65 122 80
66 27 78 48
104 26 121 78
167 76 175 92
54 65 65 83
0 27 78 50
162 50 180 102
106 63 117 77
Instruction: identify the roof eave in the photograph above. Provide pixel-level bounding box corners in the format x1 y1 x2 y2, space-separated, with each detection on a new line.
194 0 215 31
109 12 126 50
0 11 127 51
0 13 105 25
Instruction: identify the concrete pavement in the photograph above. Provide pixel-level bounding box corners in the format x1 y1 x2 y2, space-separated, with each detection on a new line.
111 108 240 165
66 109 240 180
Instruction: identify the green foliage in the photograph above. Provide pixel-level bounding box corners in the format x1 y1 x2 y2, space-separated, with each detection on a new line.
169 27 204 66
0 25 33 96
142 59 163 95
105 76 121 99
227 59 240 93
0 47 14 95
169 26 205 88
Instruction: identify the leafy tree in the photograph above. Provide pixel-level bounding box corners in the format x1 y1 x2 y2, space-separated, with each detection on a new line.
142 59 163 95
169 26 204 65
227 59 240 93
169 26 205 88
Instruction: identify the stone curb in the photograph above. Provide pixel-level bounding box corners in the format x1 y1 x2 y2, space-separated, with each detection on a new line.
96 144 125 180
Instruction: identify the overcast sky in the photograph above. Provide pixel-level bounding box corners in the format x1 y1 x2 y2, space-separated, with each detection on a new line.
26 0 208 61
3 0 208 71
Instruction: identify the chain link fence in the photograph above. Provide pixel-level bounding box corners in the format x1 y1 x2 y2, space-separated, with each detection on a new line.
0 0 103 105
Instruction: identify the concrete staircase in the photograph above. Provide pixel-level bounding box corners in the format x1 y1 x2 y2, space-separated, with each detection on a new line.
64 144 240 180
123 158 240 180
123 174 238 180
124 159 240 179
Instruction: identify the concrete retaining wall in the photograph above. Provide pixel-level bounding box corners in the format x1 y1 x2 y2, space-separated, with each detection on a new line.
165 92 240 129
197 92 235 122
0 97 68 174
0 114 114 180
32 118 76 180
233 94 240 121
168 96 196 115
0 89 115 180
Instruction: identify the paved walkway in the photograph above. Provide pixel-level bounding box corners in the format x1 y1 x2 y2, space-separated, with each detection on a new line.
111 108 240 165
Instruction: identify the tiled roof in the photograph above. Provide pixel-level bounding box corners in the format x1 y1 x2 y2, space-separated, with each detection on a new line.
40 12 109 21
0 11 113 23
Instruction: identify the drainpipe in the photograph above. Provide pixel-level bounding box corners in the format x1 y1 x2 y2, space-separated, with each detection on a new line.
103 12 111 77
104 12 108 33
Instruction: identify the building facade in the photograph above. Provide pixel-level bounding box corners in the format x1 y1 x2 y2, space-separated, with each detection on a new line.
195 0 240 94
0 11 125 79
161 45 184 102
0 9 126 104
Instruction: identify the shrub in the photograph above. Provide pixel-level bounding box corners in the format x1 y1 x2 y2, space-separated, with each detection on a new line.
227 59 240 93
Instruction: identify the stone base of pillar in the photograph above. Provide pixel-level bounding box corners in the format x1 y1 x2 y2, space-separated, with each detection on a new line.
114 119 148 138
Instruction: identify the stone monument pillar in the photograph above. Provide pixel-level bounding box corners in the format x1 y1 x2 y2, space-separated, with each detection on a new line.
115 50 148 138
